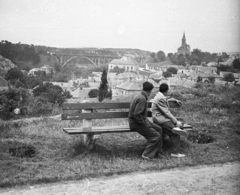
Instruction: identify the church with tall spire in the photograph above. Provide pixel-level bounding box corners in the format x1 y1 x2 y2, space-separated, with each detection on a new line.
177 32 191 55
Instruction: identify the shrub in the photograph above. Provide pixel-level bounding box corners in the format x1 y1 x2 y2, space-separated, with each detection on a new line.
0 88 29 119
33 83 72 105
24 96 54 116
88 89 99 98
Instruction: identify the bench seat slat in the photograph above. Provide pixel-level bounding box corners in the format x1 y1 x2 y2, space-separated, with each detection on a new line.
63 126 132 134
63 124 193 134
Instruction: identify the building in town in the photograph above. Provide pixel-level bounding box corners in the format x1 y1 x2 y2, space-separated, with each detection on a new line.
108 56 139 72
177 32 191 55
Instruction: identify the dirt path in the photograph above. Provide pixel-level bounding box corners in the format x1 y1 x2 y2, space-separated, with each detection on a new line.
1 162 239 195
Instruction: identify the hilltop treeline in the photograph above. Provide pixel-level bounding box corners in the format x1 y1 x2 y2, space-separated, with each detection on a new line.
148 49 231 66
0 41 40 65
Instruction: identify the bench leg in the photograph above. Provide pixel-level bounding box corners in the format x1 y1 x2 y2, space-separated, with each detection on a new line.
84 134 100 150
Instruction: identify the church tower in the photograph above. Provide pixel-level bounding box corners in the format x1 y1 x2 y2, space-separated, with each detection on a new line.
177 32 191 55
182 32 186 46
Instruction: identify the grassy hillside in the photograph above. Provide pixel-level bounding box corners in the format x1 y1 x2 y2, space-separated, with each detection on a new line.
0 84 240 188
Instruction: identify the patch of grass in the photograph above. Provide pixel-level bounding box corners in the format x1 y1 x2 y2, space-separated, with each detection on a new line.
0 86 240 188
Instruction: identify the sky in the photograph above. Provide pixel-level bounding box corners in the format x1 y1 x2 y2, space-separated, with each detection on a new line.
0 0 239 54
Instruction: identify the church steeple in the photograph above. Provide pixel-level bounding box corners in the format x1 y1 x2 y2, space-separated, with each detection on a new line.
182 32 186 43
177 32 190 56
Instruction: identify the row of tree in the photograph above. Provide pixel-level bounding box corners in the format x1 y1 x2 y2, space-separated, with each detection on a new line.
148 49 231 66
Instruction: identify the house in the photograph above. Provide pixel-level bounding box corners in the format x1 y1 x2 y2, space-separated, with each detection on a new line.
108 56 139 72
207 62 218 67
177 67 192 75
0 76 9 91
195 66 217 74
115 79 158 96
188 72 222 82
138 69 154 79
71 87 96 99
149 72 164 80
145 61 175 72
106 72 139 87
28 65 54 76
219 71 240 79
167 77 196 88
40 65 54 74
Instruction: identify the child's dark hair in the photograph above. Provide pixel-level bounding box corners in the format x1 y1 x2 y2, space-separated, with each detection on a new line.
159 83 169 93
143 81 154 92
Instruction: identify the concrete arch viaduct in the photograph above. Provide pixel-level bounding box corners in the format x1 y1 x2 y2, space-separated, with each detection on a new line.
50 53 145 67
51 53 121 67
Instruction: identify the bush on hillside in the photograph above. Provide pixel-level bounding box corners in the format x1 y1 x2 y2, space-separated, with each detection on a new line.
0 88 29 119
33 83 72 105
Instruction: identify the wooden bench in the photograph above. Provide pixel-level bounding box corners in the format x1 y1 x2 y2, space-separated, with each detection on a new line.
62 100 193 149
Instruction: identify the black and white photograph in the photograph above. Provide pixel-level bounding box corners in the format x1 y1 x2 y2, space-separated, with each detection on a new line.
0 0 240 194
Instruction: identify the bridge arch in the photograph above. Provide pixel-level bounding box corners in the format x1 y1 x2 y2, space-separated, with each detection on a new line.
62 56 97 68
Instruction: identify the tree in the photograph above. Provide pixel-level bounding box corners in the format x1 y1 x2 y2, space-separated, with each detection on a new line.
223 73 235 84
54 62 61 72
208 76 215 84
232 58 240 70
163 71 172 78
98 69 108 102
33 83 72 105
221 52 229 59
177 54 186 66
197 76 202 82
192 61 198 65
88 89 99 98
150 52 156 58
4 68 26 87
157 51 166 62
167 67 178 74
109 66 125 73
5 68 24 81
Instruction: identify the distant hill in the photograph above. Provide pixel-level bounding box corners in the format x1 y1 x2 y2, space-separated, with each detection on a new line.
0 41 151 71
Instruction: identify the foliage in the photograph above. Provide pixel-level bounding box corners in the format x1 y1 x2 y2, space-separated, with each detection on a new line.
109 66 125 73
197 76 203 82
223 73 235 83
232 58 240 70
150 52 155 58
176 54 186 66
98 69 108 102
4 68 26 87
217 64 229 72
23 96 54 116
24 76 43 89
167 67 178 74
156 51 166 62
0 88 29 119
54 62 62 72
163 71 172 78
1 85 240 187
88 89 99 98
32 82 72 105
208 76 215 84
106 89 112 99
0 41 40 65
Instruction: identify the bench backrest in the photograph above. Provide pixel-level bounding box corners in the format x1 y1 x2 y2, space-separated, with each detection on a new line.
62 101 180 120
